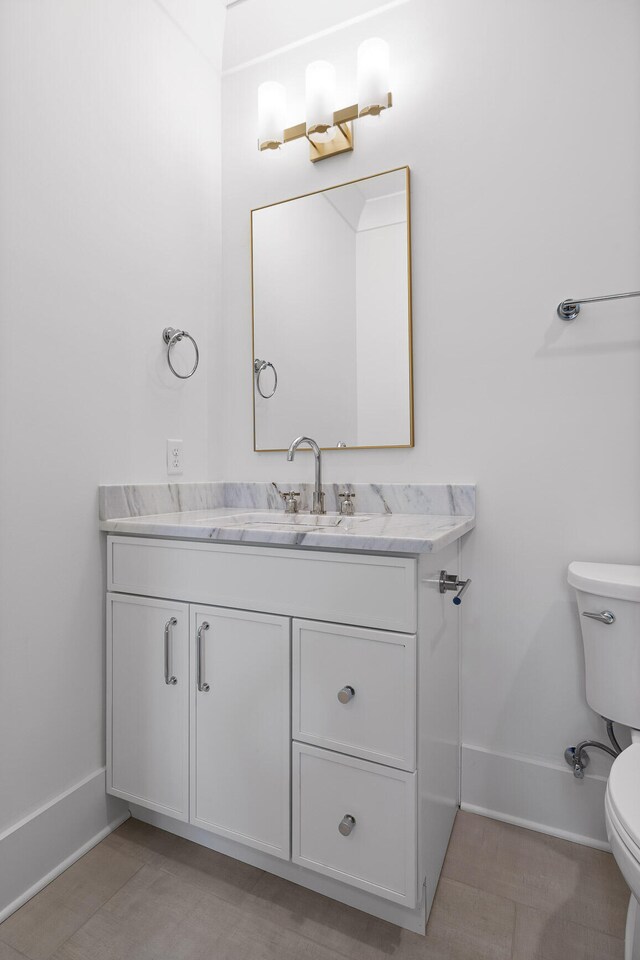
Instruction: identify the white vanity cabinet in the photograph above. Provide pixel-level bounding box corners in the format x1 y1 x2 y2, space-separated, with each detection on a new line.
105 534 461 934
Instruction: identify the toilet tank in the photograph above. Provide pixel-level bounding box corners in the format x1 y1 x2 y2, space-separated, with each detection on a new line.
568 562 640 729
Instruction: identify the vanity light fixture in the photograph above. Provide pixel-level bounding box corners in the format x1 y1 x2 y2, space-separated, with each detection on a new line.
257 38 392 163
257 81 287 152
357 37 390 116
305 60 337 144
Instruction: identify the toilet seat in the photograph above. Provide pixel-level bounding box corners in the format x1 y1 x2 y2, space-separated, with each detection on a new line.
606 792 640 870
608 745 640 847
605 746 640 904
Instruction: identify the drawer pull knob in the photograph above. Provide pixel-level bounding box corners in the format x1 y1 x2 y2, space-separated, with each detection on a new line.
338 814 356 837
337 685 355 704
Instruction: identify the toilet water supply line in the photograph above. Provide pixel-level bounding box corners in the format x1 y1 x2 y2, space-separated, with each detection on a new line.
565 717 622 779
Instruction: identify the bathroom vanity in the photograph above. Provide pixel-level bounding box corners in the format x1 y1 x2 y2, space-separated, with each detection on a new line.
100 482 474 934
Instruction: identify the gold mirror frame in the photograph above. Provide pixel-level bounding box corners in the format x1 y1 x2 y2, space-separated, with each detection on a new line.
251 165 413 452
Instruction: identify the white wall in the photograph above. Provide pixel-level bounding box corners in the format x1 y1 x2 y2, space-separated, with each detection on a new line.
0 0 223 907
219 0 640 843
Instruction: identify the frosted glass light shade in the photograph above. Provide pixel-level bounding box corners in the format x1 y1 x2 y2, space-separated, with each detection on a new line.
258 81 286 150
357 38 390 116
305 60 337 143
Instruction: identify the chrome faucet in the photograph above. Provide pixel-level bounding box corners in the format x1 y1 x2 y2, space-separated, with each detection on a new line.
287 436 325 515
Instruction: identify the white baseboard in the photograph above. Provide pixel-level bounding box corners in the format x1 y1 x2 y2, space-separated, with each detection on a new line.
461 744 609 851
0 768 129 922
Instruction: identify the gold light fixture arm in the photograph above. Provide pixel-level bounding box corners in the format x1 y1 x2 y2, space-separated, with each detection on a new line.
259 93 393 162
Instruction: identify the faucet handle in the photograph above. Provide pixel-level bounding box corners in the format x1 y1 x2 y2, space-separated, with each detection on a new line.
338 491 356 516
281 491 300 514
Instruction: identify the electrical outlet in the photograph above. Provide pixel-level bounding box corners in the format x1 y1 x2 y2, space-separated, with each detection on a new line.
167 439 183 476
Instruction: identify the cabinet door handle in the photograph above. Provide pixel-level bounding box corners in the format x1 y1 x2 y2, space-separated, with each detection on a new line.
164 617 178 685
197 621 210 692
337 686 355 704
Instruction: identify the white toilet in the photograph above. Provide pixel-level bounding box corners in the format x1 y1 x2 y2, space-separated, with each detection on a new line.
569 562 640 960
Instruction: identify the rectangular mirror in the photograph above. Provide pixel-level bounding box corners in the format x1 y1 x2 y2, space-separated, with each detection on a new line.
251 166 413 451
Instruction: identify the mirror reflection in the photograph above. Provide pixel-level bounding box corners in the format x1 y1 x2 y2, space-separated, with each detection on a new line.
251 167 413 451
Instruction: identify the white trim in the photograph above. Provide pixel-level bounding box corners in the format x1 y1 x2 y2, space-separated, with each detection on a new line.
0 813 130 924
222 0 412 76
460 803 610 852
464 740 610 778
461 743 610 851
0 767 110 845
0 768 129 922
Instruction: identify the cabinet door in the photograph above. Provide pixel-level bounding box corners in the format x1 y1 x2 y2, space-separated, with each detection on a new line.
107 593 189 820
190 606 290 859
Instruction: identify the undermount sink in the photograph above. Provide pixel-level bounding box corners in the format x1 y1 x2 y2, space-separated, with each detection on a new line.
220 510 370 530
224 512 346 528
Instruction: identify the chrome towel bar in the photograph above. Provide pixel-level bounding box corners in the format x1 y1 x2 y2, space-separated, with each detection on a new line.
558 289 640 320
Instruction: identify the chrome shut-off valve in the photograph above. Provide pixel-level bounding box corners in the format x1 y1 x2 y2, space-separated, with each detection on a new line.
439 570 472 605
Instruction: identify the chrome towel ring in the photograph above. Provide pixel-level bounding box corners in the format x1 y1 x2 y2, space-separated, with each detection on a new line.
163 327 199 379
254 358 278 398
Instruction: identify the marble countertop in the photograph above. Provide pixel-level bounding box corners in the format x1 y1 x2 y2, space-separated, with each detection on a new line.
100 505 475 555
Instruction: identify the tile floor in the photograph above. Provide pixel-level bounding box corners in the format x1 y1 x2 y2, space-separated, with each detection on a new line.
0 811 630 960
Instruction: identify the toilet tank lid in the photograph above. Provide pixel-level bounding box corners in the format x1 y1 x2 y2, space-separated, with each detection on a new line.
608 744 640 843
568 562 640 602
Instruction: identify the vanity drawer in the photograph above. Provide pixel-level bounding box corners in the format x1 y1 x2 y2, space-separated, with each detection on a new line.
292 744 417 907
293 620 416 770
108 536 417 633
